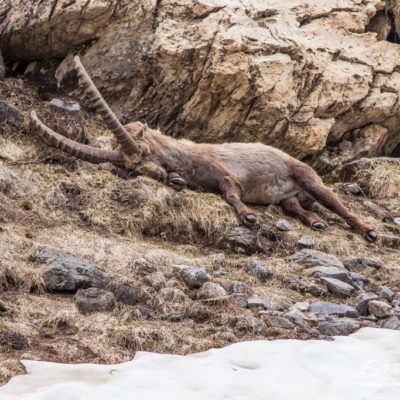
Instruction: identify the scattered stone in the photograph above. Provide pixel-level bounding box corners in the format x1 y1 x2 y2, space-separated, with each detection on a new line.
308 301 358 318
232 293 248 308
140 306 151 319
284 310 305 326
343 257 381 272
297 279 328 297
393 217 400 226
276 219 294 231
356 293 379 316
179 268 210 288
245 260 275 282
215 270 230 276
107 282 139 306
368 300 392 319
349 272 369 290
247 298 274 310
377 286 395 302
306 266 353 285
290 301 310 312
318 317 360 336
346 183 362 195
38 247 109 291
144 271 166 291
392 300 400 309
159 287 186 303
198 282 227 299
223 226 273 254
50 98 81 114
261 315 295 329
383 316 400 330
297 236 313 248
75 288 115 313
0 49 5 79
221 280 248 294
290 249 343 269
379 235 400 249
319 277 354 297
0 100 24 130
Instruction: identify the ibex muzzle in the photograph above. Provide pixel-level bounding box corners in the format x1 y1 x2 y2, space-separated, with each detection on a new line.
30 56 377 242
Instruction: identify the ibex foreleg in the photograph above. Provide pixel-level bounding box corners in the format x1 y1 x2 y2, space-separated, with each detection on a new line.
219 176 258 228
280 197 327 231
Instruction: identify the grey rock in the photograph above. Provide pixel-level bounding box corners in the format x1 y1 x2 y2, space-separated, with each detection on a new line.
393 217 400 226
223 226 273 254
368 300 392 319
50 98 81 114
221 280 248 294
380 235 400 249
180 268 210 288
319 277 354 297
306 266 353 285
215 270 230 276
186 303 211 322
198 282 227 299
377 286 395 302
38 247 109 291
318 317 360 336
343 257 381 271
75 287 115 313
276 219 294 231
349 272 369 290
383 316 400 330
284 309 305 326
297 235 313 247
160 287 186 303
261 315 295 329
297 279 328 297
144 271 166 291
346 183 362 195
0 100 24 130
290 301 310 312
356 293 379 316
245 260 275 282
140 306 151 319
107 282 138 306
392 300 400 309
290 249 343 269
308 301 358 318
232 293 248 308
0 49 5 79
247 298 274 310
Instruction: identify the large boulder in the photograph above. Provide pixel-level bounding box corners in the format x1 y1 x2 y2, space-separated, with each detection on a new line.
2 0 400 171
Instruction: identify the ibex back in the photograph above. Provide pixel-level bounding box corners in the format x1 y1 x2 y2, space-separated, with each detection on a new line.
30 56 376 242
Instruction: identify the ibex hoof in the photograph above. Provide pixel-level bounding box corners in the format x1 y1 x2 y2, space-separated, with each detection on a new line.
168 174 186 191
365 230 377 242
311 221 327 231
242 213 257 228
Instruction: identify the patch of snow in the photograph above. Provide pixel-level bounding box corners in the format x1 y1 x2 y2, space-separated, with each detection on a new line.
1 328 400 399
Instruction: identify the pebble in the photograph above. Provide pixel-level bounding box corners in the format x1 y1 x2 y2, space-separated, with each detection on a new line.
276 219 295 231
308 301 358 318
232 293 248 308
247 298 274 310
319 277 354 297
245 260 275 282
180 268 211 288
50 98 81 114
198 282 227 299
393 217 400 225
342 257 381 272
383 316 400 330
140 306 151 319
346 183 362 195
349 272 369 290
297 236 313 247
356 293 379 316
290 249 343 269
368 300 392 319
377 286 395 302
75 288 115 313
318 317 360 336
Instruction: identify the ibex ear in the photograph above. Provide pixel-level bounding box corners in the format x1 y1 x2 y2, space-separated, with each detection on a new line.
137 123 148 140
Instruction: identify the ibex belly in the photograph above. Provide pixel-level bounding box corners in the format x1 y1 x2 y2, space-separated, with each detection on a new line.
241 179 299 205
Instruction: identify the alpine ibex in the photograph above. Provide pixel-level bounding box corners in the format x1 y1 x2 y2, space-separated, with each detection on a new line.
30 56 377 242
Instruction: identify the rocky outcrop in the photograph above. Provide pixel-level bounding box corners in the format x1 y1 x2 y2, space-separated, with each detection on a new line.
1 1 400 171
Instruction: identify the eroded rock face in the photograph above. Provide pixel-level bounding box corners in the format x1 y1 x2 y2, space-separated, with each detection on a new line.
2 1 400 170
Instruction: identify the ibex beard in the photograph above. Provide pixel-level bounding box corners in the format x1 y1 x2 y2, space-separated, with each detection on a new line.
30 56 377 242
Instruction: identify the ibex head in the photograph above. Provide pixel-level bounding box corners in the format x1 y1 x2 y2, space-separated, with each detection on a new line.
30 56 149 170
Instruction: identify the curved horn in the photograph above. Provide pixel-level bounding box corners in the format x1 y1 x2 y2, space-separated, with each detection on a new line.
30 111 126 166
73 56 140 156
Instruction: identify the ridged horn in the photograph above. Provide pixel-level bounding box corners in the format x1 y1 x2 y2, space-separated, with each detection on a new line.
30 111 126 166
73 56 140 156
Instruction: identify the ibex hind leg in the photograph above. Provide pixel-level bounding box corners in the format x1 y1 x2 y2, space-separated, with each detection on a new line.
292 163 377 241
280 196 327 231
